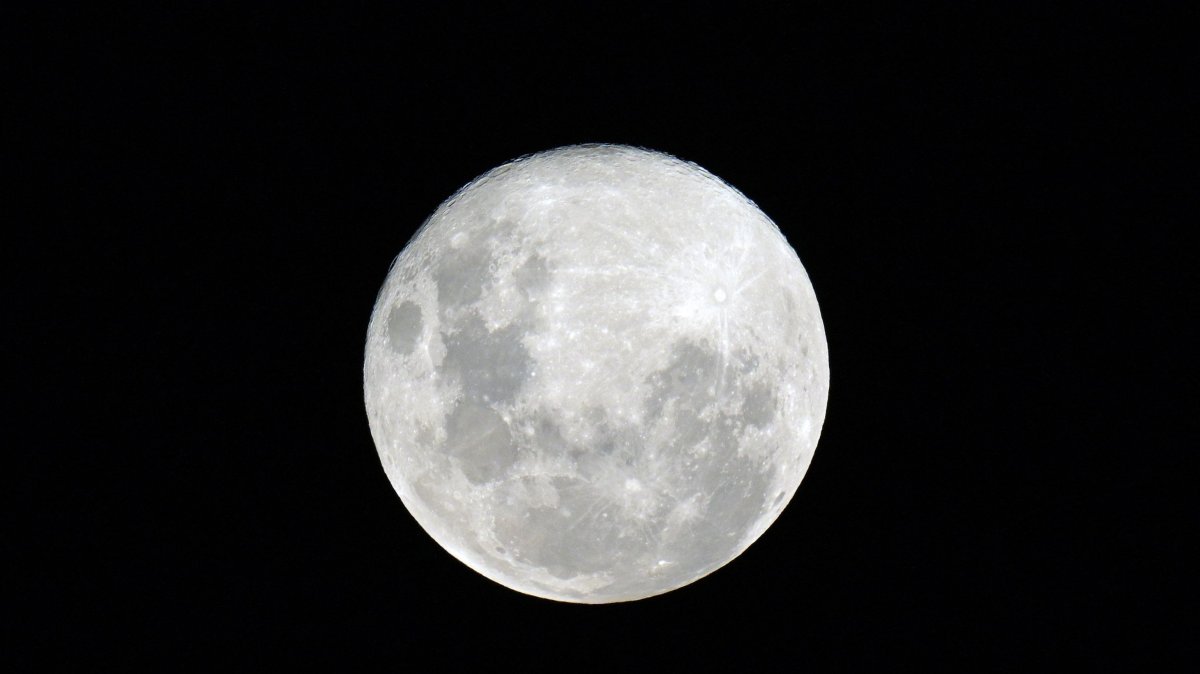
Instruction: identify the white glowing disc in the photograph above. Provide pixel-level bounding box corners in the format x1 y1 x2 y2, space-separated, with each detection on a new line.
364 144 828 602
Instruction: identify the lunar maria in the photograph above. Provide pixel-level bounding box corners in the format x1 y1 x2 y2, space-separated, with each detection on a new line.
363 144 829 602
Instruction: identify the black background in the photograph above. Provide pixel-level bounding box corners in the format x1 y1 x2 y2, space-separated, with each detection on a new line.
14 3 1195 668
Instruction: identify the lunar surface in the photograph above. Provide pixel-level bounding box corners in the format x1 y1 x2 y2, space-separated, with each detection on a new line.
363 144 828 603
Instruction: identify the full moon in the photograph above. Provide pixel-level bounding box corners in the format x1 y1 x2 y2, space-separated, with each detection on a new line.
364 144 828 603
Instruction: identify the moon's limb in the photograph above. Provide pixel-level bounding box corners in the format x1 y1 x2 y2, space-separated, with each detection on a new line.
364 144 828 603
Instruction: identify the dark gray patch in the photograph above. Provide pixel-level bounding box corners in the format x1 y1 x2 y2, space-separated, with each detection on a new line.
664 406 710 457
415 424 435 449
513 254 552 301
444 401 517 484
569 408 647 473
386 301 423 355
783 292 800 338
442 314 531 404
643 340 724 420
629 339 780 579
741 384 777 428
608 427 644 467
708 413 742 461
533 415 571 456
435 242 493 313
584 406 607 425
573 425 645 481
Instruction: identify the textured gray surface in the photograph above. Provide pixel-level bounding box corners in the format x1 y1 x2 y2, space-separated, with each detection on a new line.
364 145 828 602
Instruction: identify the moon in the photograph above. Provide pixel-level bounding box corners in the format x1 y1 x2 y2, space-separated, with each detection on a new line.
364 144 829 603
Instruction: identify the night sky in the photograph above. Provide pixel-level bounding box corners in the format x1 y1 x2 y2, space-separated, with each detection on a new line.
15 3 1193 668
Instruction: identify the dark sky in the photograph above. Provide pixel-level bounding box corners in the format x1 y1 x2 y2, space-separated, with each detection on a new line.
14 3 1194 668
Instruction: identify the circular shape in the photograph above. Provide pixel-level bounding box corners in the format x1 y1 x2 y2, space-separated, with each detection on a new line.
364 144 828 603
